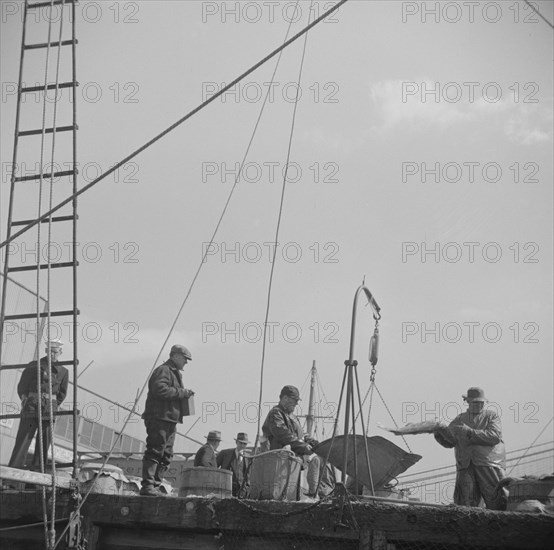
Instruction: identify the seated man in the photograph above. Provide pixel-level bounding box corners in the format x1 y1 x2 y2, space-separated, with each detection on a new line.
194 430 221 467
261 385 321 498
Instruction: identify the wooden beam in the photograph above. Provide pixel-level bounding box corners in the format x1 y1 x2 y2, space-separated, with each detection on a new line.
75 495 554 549
0 465 73 489
0 490 552 549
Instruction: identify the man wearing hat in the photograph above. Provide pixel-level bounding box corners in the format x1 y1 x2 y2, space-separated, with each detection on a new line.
434 387 507 510
8 339 69 469
141 344 195 496
261 385 322 498
217 432 250 497
194 430 222 467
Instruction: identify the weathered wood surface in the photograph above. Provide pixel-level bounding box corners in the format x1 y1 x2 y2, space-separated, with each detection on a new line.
0 465 73 489
76 494 553 549
1 490 553 549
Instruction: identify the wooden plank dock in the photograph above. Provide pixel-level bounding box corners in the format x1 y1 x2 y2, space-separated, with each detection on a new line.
1 488 553 549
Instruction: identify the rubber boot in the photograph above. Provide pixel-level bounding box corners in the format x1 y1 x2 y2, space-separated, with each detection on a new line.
155 463 169 495
140 459 160 496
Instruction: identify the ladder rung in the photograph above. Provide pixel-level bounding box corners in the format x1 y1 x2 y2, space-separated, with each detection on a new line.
28 0 77 9
4 309 79 321
12 215 77 226
24 39 77 51
55 462 75 469
21 82 78 93
15 169 76 182
8 261 78 273
18 125 77 137
0 410 79 421
0 360 77 371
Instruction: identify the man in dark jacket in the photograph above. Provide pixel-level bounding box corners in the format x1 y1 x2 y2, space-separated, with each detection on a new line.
434 387 507 510
140 344 194 496
194 430 221 467
217 432 250 496
9 339 69 470
261 385 321 498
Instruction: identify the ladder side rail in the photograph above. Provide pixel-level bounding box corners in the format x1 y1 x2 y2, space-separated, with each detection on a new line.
0 1 30 361
70 0 79 477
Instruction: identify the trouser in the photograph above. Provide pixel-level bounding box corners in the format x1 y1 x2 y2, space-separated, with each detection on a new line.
8 414 53 469
305 454 321 495
142 418 176 487
454 463 507 510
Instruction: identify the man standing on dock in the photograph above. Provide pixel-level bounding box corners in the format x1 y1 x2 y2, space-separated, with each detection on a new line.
141 344 195 496
434 387 507 510
262 385 322 498
8 339 68 470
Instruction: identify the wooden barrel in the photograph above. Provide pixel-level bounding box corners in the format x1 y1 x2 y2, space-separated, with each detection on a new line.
178 466 232 498
248 449 302 501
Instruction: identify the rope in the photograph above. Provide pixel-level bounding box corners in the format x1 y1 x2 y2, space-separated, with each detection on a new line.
507 415 554 476
0 0 350 251
45 1 67 547
523 0 554 29
254 0 312 451
34 0 57 546
51 3 352 548
0 518 69 533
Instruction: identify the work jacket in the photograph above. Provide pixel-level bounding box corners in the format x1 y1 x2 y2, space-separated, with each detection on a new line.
194 443 218 467
142 359 192 423
18 357 69 416
261 404 312 455
435 409 506 470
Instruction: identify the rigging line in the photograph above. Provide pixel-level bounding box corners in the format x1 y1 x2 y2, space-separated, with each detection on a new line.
254 1 313 451
53 12 312 548
524 0 554 29
1 0 350 251
402 449 554 486
34 1 58 546
508 415 554 476
45 4 67 546
68 380 203 444
399 442 554 479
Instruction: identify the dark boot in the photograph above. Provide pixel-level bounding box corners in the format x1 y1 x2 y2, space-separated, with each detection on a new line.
155 464 169 494
140 459 160 496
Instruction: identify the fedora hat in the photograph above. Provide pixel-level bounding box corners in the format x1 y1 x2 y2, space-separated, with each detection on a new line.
206 430 222 441
462 387 487 402
235 432 249 444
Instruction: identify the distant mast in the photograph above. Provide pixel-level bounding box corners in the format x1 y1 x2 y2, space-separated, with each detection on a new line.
306 360 316 437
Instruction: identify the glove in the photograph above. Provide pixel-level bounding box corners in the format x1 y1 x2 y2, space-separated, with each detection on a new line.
291 440 313 455
452 424 473 439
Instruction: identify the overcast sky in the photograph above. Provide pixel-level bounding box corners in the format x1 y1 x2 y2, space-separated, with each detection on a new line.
1 0 552 474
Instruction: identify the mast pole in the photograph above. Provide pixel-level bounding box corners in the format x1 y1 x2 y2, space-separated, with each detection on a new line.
306 360 316 437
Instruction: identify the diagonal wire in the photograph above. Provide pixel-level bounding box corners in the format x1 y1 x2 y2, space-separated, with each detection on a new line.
508 416 554 475
524 0 554 29
45 2 67 547
52 3 331 549
254 1 313 451
1 0 349 251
